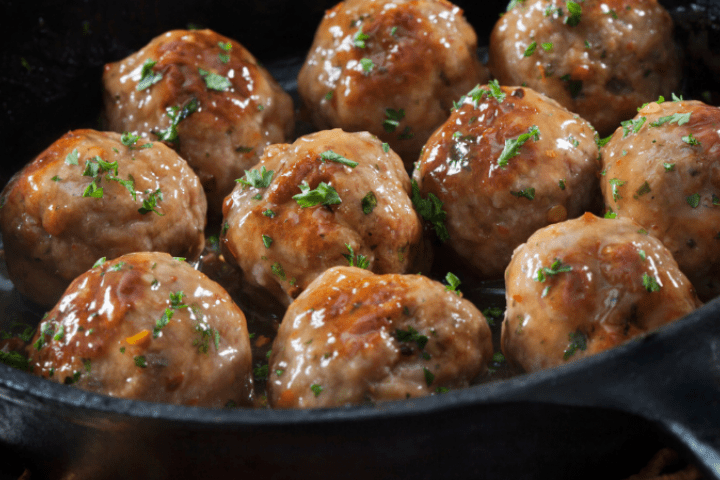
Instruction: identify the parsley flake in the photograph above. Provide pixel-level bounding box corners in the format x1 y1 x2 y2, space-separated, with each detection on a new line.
154 98 198 144
497 126 540 167
138 189 164 215
682 133 701 146
237 166 274 188
687 193 701 208
320 150 358 168
410 180 449 242
563 331 587 359
65 148 79 166
565 1 582 26
609 178 626 202
343 244 369 269
198 68 232 91
137 59 163 91
650 112 691 128
510 187 535 200
311 384 323 397
445 272 461 295
535 258 572 283
642 272 661 292
293 181 342 208
361 191 377 214
271 262 286 281
354 27 370 48
383 108 405 132
262 234 273 248
524 41 537 57
360 58 374 73
134 355 148 368
153 308 173 338
423 367 435 387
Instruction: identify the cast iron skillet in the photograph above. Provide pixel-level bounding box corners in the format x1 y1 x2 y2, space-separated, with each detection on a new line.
1 1 720 478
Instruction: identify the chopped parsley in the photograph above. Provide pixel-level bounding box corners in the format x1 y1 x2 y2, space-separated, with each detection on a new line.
134 355 148 368
263 209 276 218
510 187 535 200
82 180 103 198
535 258 572 294
237 165 274 189
383 108 405 133
621 117 647 137
609 178 626 202
218 41 232 63
361 191 377 214
541 42 553 51
682 134 701 146
423 367 435 387
642 272 661 292
663 162 675 172
523 41 537 57
253 364 269 380
360 58 374 73
650 112 691 128
320 150 358 168
310 384 323 397
410 180 449 242
138 189 164 215
687 193 701 208
382 142 390 153
137 58 163 91
559 179 566 190
65 148 79 166
563 331 587 359
153 308 173 338
262 234 273 248
395 326 429 351
51 175 61 182
198 68 232 91
497 126 540 167
565 1 582 26
354 27 370 48
343 244 369 269
293 181 341 208
271 262 286 281
154 98 198 144
445 272 461 295
635 181 651 198
482 307 504 326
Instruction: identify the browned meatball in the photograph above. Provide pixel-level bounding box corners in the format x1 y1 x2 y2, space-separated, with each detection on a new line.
267 266 493 408
489 0 681 135
103 29 294 220
601 99 720 301
221 129 430 306
0 129 206 308
502 213 700 373
27 252 254 407
297 0 489 167
412 84 600 279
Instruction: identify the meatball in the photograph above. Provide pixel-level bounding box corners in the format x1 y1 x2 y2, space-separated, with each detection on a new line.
27 252 254 407
267 266 493 408
502 213 700 373
297 0 489 167
412 84 600 280
103 29 295 220
0 129 206 308
489 0 681 135
221 129 430 306
600 99 720 301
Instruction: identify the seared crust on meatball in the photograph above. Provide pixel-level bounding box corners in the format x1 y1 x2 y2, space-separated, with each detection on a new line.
413 85 600 279
298 0 489 167
221 129 430 306
489 0 681 135
0 129 206 308
601 100 720 301
103 29 294 220
267 266 493 408
27 252 253 407
502 213 700 373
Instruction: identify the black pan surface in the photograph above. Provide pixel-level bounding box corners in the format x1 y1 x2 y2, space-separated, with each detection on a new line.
1 1 720 478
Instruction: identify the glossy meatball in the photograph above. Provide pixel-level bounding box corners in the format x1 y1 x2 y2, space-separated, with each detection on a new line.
27 252 254 407
103 29 294 220
502 213 700 373
0 129 206 308
297 0 489 167
412 84 600 280
267 266 493 409
489 0 681 135
601 99 720 301
221 129 430 306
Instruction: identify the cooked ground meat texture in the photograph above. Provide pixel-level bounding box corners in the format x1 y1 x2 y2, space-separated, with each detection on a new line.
297 0 489 168
412 84 600 280
489 0 681 136
0 129 206 308
267 266 493 409
103 29 294 221
26 252 254 407
502 213 700 373
600 99 720 301
221 129 430 307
